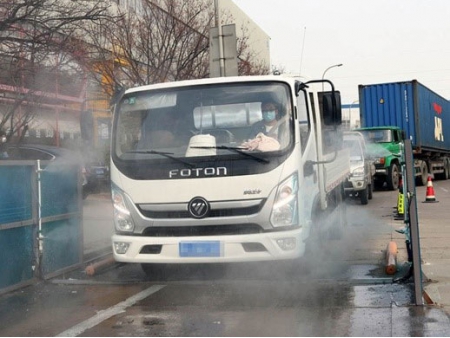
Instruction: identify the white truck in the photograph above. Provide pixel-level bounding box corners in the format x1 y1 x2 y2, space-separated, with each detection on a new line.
343 131 376 205
109 75 349 274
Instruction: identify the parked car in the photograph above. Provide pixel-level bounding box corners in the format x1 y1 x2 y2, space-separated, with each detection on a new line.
2 143 95 199
343 131 376 205
83 159 110 194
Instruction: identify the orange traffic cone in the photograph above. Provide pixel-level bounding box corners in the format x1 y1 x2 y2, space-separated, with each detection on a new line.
423 175 438 203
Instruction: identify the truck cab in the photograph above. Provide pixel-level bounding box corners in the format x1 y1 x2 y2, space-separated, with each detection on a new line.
354 126 403 190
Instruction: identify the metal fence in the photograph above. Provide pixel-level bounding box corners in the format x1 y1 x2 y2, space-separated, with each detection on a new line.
0 160 83 294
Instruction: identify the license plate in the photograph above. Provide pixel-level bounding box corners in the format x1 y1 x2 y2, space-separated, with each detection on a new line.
96 169 104 174
179 241 221 257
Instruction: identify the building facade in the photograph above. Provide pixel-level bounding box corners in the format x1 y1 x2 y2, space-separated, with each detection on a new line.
0 0 270 157
223 0 270 70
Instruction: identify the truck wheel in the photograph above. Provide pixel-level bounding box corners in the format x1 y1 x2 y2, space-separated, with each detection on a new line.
368 179 374 200
387 163 399 190
360 186 369 205
309 190 345 247
307 197 345 263
328 187 346 240
417 162 428 186
442 161 449 180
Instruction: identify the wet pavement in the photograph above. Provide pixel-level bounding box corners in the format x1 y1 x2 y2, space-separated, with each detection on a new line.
1 181 450 336
1 261 450 336
415 182 450 312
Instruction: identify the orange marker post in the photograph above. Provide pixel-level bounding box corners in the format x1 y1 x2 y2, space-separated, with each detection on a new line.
385 241 398 275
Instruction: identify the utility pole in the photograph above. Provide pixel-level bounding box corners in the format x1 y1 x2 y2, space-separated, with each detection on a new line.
210 0 237 77
214 0 225 77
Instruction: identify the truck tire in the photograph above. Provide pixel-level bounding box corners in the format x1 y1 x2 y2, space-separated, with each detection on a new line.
416 162 428 186
387 163 399 190
368 178 374 200
359 185 369 205
330 190 346 239
360 185 369 205
441 160 449 180
308 189 346 248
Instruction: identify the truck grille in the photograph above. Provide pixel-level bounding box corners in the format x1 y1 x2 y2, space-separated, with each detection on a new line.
137 199 265 219
141 224 263 237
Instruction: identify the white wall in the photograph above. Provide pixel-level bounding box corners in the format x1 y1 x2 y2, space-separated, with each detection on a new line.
221 0 271 70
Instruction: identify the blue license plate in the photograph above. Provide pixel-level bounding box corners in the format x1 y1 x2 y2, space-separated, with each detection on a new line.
96 169 104 174
179 241 221 257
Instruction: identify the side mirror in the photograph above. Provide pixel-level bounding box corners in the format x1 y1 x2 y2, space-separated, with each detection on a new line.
320 91 342 126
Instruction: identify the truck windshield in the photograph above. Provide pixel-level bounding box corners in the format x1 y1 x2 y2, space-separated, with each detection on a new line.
343 140 363 161
359 129 392 143
113 82 293 162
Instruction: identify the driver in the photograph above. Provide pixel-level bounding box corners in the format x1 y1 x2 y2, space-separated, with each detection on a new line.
242 101 287 151
248 101 282 139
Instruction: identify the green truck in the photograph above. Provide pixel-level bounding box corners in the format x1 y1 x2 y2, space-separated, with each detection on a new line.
353 126 403 190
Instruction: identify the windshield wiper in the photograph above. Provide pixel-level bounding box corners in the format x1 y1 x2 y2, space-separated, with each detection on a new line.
127 149 195 167
191 145 270 163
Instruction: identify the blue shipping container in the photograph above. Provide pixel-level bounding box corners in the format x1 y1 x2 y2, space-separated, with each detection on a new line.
358 80 450 153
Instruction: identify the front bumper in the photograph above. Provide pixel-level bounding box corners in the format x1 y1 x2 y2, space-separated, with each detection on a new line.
375 169 388 176
112 228 306 264
344 177 367 192
374 164 388 176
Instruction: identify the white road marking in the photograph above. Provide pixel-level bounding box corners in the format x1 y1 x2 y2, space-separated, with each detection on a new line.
440 187 448 193
56 285 166 337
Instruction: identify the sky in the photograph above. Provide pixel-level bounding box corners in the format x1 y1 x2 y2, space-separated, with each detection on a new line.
232 0 450 104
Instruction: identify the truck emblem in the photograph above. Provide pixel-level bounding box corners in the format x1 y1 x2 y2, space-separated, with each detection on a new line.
244 189 261 195
188 197 210 218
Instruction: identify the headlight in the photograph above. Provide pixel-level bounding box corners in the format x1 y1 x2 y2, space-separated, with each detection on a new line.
112 187 135 232
351 166 365 177
271 173 298 227
375 157 385 165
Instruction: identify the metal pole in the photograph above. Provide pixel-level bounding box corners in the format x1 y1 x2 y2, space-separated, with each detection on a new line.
404 139 423 305
36 160 44 278
349 100 358 129
214 0 225 77
322 63 343 80
321 63 343 91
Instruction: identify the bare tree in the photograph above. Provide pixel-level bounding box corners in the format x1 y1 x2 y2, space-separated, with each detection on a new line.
0 0 112 142
83 0 269 97
234 24 270 76
81 0 214 96
0 0 269 145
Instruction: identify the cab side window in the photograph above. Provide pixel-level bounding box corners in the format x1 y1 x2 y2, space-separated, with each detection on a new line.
297 91 310 153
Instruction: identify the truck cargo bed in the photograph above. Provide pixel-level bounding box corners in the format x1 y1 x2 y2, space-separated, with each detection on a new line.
359 80 450 154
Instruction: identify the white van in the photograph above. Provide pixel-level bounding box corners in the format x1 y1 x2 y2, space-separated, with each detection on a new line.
343 131 375 205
